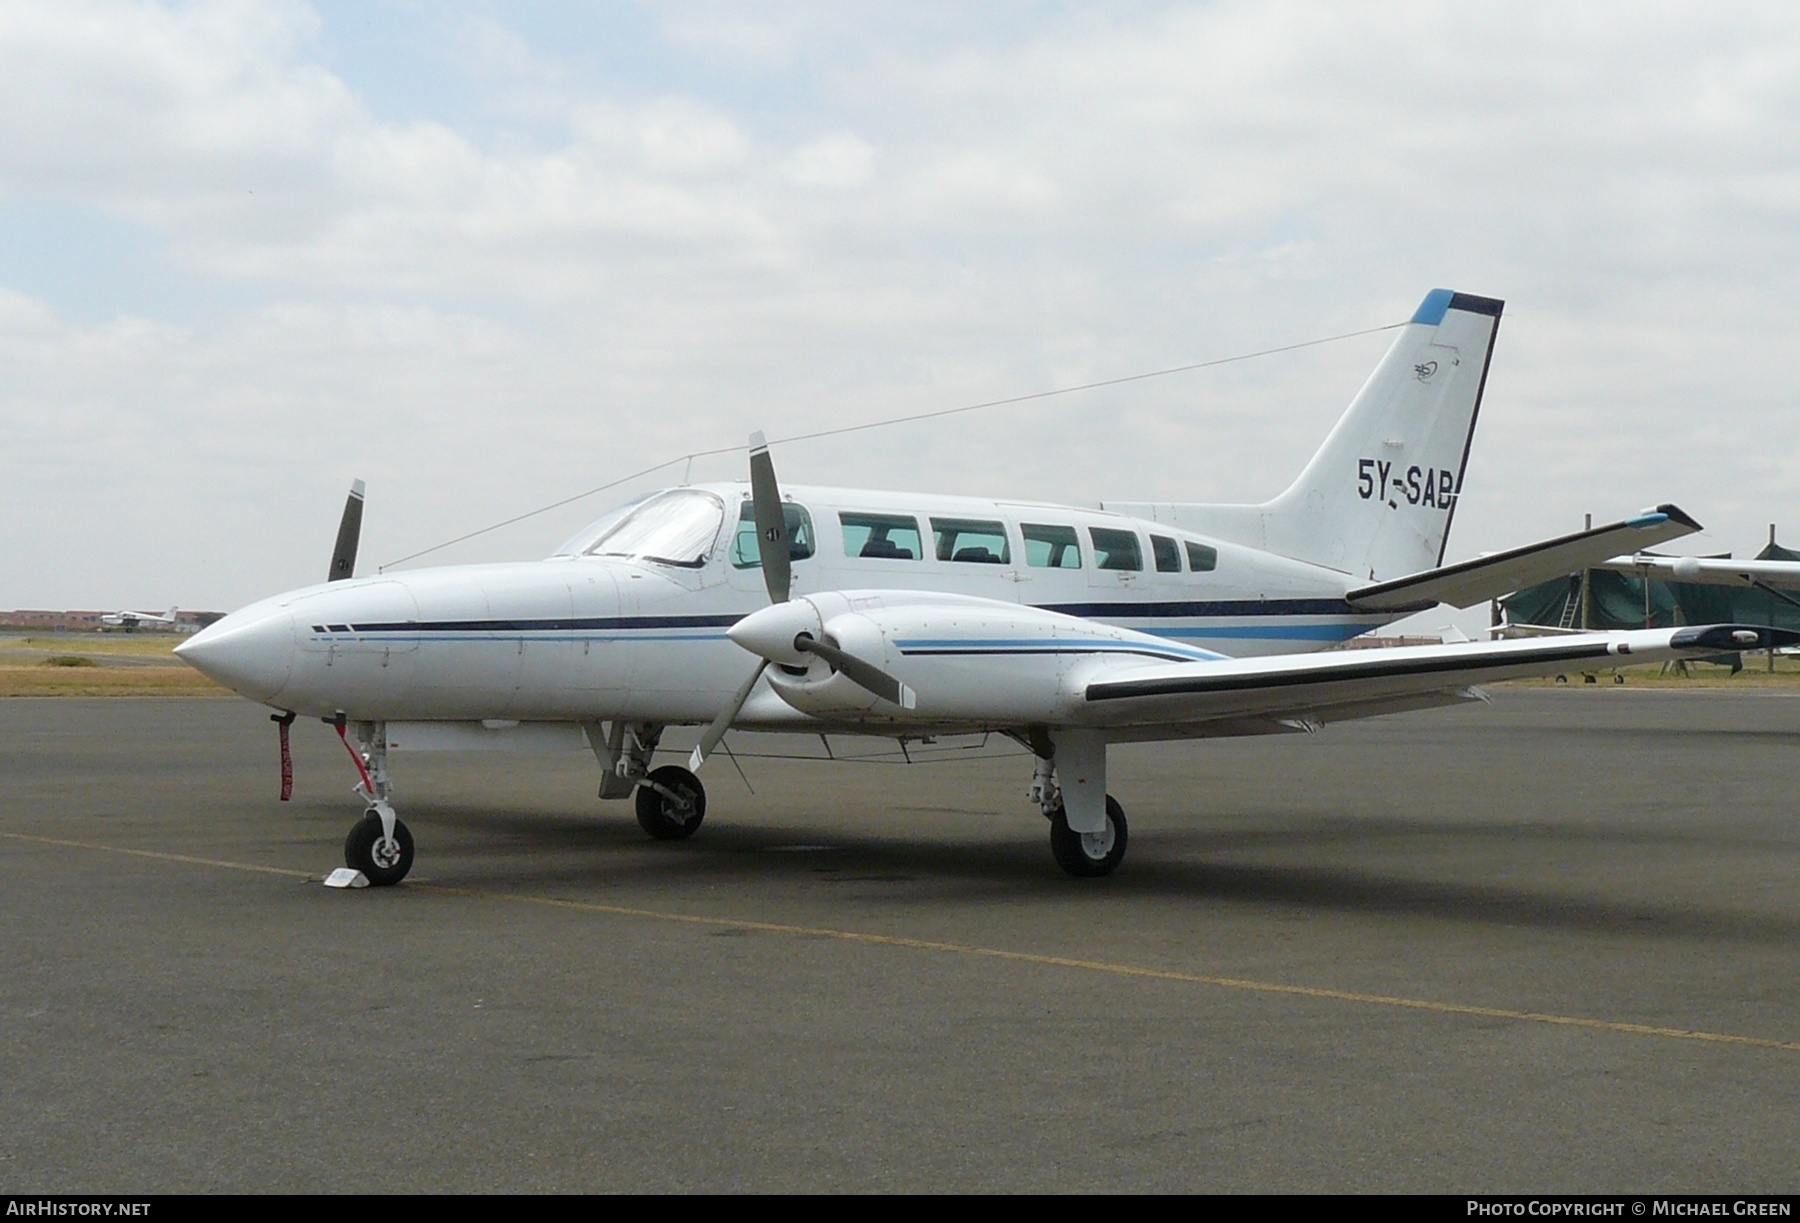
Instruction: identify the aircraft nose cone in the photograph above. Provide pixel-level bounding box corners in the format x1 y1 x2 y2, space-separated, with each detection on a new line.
175 605 296 703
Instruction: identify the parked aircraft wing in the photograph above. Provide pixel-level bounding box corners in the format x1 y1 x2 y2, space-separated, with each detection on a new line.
1345 505 1702 612
1078 625 1797 728
1595 554 1800 594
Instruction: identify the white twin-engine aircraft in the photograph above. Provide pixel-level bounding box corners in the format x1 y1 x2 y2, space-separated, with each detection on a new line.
177 289 1793 884
101 605 179 631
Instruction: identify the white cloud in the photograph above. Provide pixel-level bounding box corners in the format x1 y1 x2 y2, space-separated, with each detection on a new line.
787 134 876 189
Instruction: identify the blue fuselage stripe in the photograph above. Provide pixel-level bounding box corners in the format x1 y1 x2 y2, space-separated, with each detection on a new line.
339 615 741 633
312 601 1380 653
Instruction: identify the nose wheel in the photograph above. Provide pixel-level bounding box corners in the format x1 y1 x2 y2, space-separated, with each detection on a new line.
1049 796 1128 878
636 765 707 840
344 809 415 886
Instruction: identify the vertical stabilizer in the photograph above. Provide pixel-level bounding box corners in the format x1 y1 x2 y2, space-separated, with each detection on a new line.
1106 289 1503 581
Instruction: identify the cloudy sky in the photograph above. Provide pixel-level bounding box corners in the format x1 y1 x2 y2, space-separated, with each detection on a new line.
4 1 1798 622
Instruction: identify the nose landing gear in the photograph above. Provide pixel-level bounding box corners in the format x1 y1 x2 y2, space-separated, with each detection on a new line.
344 806 414 885
332 717 414 886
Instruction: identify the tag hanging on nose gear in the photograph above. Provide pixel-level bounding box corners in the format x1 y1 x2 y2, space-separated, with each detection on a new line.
331 718 377 795
270 711 297 802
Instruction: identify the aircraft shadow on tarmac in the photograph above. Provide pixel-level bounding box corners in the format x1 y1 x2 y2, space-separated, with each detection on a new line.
380 799 1800 946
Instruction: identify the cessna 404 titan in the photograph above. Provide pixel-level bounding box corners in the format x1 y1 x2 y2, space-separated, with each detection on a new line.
176 289 1792 883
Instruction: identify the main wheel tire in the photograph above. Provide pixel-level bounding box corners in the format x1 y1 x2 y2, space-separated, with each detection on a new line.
636 765 707 841
344 811 414 886
1049 795 1128 878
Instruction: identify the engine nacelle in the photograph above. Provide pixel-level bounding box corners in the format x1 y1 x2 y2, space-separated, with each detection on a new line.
749 590 1197 724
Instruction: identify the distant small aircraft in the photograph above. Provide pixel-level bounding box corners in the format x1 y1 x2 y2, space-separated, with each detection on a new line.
100 606 178 631
1597 553 1800 598
178 290 1795 885
1496 548 1800 643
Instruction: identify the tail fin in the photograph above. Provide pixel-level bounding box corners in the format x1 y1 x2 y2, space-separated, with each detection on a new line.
1106 289 1503 581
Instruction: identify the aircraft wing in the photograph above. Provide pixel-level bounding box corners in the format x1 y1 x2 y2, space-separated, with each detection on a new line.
726 591 1790 741
1346 505 1702 612
1595 554 1800 595
1075 625 1795 729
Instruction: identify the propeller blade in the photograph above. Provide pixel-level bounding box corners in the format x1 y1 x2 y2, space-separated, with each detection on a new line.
748 432 791 603
327 479 366 583
689 659 770 772
796 635 917 710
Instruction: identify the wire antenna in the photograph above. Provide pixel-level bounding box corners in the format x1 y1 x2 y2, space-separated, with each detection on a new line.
380 319 1404 571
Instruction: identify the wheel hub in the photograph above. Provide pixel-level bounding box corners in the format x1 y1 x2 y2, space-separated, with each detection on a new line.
1078 823 1115 859
371 836 403 870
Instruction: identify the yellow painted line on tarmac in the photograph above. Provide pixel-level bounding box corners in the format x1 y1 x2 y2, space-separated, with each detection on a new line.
2 830 313 879
8 828 1800 1055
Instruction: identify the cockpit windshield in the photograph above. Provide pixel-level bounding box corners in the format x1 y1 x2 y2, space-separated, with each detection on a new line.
551 494 650 558
555 489 725 568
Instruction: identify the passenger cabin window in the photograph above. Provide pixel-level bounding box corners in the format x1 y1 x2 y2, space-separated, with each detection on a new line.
1089 527 1143 572
932 517 1010 564
730 500 816 569
1150 534 1182 573
841 512 922 560
583 489 724 568
1185 542 1218 572
1022 523 1081 569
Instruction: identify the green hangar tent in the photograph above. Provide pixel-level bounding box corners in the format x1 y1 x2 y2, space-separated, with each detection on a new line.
1499 538 1800 673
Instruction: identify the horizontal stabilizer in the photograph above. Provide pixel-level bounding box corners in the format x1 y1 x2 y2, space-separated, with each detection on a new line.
1346 505 1701 611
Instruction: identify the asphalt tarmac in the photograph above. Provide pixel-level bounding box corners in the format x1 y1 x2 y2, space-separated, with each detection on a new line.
3 689 1798 1193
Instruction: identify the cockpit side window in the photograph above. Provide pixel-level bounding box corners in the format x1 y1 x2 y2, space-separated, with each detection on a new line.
931 517 1011 564
1021 523 1081 569
841 512 922 560
583 489 724 568
731 501 817 569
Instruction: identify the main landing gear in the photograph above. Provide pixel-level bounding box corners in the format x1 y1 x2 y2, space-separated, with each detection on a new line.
636 764 706 840
1048 796 1129 878
586 721 707 842
336 718 414 886
1027 728 1129 878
